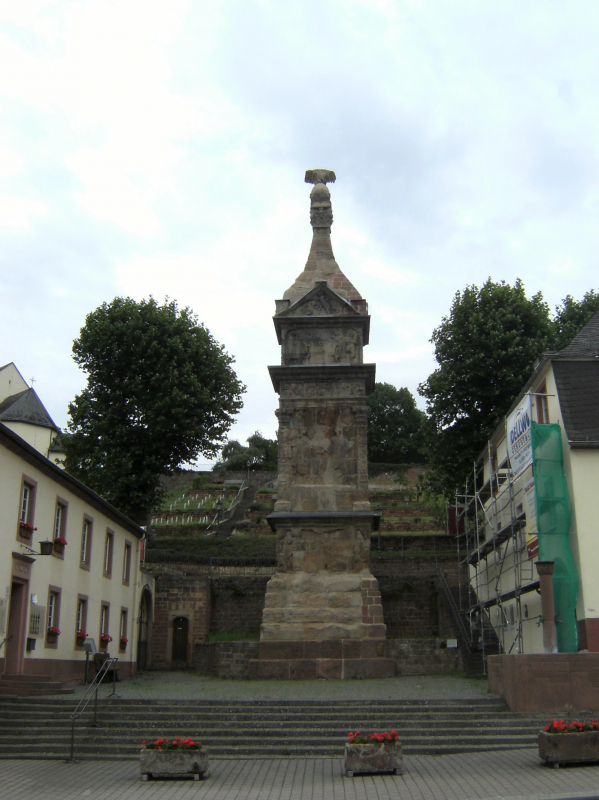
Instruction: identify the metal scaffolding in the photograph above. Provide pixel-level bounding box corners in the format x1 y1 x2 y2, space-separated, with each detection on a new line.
451 428 542 668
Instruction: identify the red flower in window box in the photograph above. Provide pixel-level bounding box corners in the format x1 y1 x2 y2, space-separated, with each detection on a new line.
54 536 67 546
19 521 37 535
348 731 400 744
120 636 128 644
143 736 202 750
76 630 88 640
100 634 113 644
47 626 61 636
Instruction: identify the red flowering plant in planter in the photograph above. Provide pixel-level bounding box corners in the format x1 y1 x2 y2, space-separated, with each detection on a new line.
99 634 113 644
54 536 67 546
142 737 202 751
545 719 599 733
19 521 37 535
120 636 128 645
47 626 61 636
76 629 88 640
348 731 400 744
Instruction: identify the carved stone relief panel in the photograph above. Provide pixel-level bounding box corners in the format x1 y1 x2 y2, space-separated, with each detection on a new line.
282 328 362 366
277 405 359 489
275 522 371 574
279 379 365 400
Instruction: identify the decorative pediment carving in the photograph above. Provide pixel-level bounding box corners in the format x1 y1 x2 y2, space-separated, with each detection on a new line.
281 283 359 318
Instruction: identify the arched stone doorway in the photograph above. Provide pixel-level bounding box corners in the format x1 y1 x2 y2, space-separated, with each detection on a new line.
172 616 189 663
137 588 152 672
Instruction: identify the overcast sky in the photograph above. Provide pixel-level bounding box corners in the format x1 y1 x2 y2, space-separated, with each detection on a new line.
2 1 599 465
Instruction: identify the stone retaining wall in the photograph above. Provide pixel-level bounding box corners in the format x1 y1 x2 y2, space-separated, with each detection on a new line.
193 641 259 678
193 638 461 678
210 576 271 635
148 556 465 670
387 638 463 675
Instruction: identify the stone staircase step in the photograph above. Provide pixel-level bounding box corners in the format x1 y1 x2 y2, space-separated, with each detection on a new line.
4 719 541 732
0 697 543 759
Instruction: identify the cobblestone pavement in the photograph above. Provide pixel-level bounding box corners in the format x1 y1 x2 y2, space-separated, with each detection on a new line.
70 672 492 701
2 751 599 800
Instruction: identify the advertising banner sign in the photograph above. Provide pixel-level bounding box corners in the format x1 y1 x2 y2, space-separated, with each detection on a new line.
507 395 533 478
523 478 537 535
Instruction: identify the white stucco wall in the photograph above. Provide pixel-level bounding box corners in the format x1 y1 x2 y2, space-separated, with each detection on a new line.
4 421 53 458
0 363 28 402
0 437 152 676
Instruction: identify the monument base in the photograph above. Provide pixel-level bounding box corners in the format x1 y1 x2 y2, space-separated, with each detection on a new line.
249 638 395 679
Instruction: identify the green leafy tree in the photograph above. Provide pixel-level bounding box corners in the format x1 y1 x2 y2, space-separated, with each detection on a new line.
63 297 245 523
217 431 278 472
367 382 426 464
553 290 599 351
419 278 554 496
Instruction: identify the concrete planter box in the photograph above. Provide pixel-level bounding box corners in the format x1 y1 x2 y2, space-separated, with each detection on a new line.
140 748 209 781
344 742 403 776
538 731 599 768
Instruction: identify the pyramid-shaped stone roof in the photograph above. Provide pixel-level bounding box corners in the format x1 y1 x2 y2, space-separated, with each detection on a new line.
282 174 363 307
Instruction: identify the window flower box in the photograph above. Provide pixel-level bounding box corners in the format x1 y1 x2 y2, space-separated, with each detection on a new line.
119 636 128 651
140 737 209 781
76 630 88 645
345 731 403 776
19 521 37 537
53 536 67 553
539 720 599 768
47 626 61 640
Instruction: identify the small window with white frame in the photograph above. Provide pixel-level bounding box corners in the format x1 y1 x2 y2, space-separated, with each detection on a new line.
53 498 68 543
17 475 37 539
46 586 61 646
119 608 128 649
80 516 93 568
99 602 111 648
76 595 88 642
48 593 57 628
122 542 132 585
103 530 114 577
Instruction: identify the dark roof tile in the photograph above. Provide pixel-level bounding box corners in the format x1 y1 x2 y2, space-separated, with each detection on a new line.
556 309 599 359
0 388 59 430
553 361 599 444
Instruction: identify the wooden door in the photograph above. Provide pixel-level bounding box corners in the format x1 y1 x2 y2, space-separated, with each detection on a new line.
171 617 189 662
5 581 26 674
136 593 149 671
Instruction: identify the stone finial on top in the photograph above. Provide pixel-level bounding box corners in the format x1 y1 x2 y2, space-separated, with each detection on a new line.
306 169 335 230
305 169 336 185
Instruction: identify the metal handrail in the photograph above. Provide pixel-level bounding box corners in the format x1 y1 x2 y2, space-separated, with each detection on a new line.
435 567 471 647
66 656 118 762
227 480 247 512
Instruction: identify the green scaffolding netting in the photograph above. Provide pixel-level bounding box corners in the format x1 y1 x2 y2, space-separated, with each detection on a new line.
531 421 579 653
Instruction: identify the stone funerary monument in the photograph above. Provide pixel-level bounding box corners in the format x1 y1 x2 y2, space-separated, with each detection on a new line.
251 170 395 679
